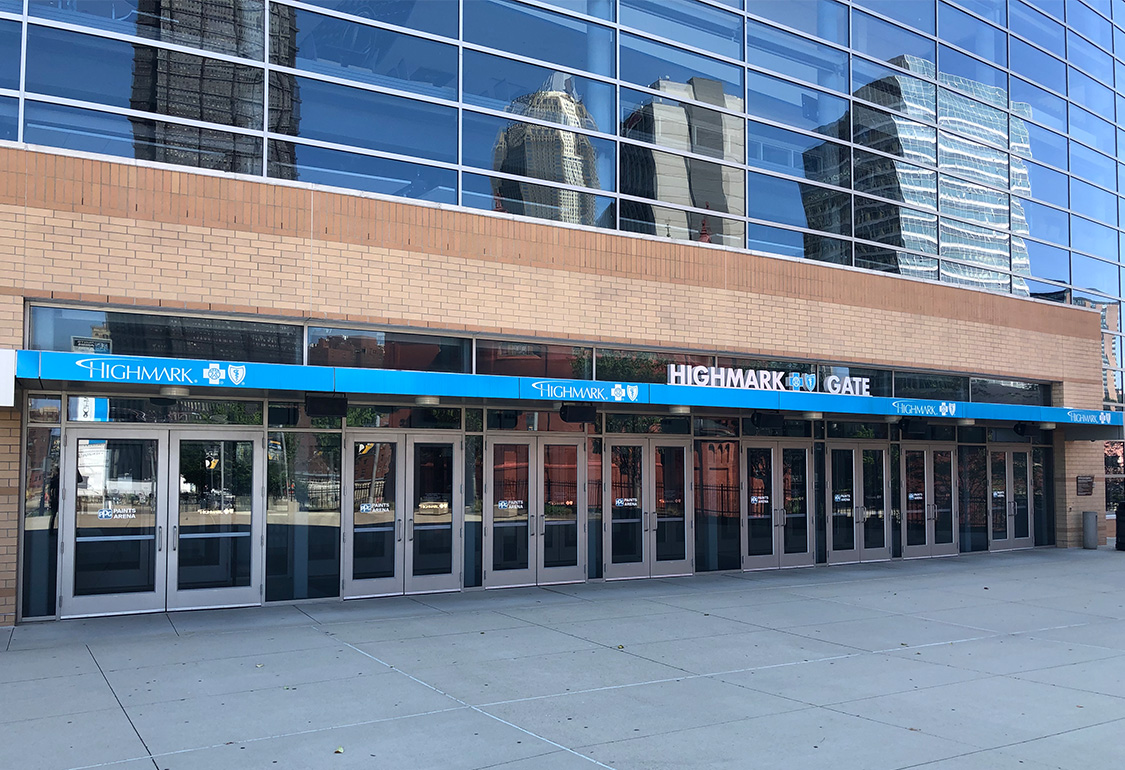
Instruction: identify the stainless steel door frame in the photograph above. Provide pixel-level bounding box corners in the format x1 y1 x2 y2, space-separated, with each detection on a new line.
404 434 464 594
342 433 407 598
742 441 814 570
483 436 537 588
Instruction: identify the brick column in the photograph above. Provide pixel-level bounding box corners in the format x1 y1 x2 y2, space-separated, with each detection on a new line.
0 402 19 625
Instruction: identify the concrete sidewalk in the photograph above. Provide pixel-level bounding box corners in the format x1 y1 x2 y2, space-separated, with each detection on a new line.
2 549 1124 770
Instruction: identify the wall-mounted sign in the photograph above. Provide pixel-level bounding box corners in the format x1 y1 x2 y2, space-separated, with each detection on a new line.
1076 475 1094 496
667 364 870 395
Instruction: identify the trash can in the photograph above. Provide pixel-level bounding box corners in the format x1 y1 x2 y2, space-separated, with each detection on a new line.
1117 502 1125 551
1083 511 1099 549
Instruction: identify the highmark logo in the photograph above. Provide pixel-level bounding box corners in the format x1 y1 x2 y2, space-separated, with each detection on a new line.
1067 410 1113 425
76 358 196 384
891 400 958 417
202 363 247 386
530 381 639 403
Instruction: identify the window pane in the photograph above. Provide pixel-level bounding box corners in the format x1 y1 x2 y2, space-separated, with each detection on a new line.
1019 238 1070 282
1070 141 1116 189
854 196 938 254
938 2 1006 65
854 243 938 278
596 349 710 383
749 70 849 139
22 427 60 619
0 96 16 143
463 50 615 134
1071 178 1116 226
30 0 265 58
619 201 745 246
1071 215 1118 262
24 102 262 174
29 306 303 363
308 327 469 372
621 0 742 60
747 171 851 236
0 19 21 90
476 341 593 378
26 26 264 128
267 142 456 204
938 46 1007 108
745 0 848 46
748 120 850 187
939 132 1007 189
940 217 1011 271
939 175 1008 227
1013 121 1068 169
300 0 458 38
895 373 969 401
748 222 851 263
1009 77 1067 133
854 0 934 33
954 0 1006 24
621 32 743 99
462 172 614 228
1015 158 1067 207
851 10 935 67
853 103 937 165
536 0 615 20
1016 198 1069 244
747 19 848 94
854 150 936 208
938 89 1008 149
269 74 456 163
1068 68 1115 117
271 8 457 99
1070 105 1115 156
852 57 936 121
463 111 615 191
1067 30 1113 82
622 88 744 163
621 146 745 215
943 262 1011 293
1072 254 1119 294
266 433 341 601
1009 38 1066 94
464 0 614 78
1012 0 1064 55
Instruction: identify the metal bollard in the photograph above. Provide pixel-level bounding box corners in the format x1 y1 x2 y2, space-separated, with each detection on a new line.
1083 511 1098 550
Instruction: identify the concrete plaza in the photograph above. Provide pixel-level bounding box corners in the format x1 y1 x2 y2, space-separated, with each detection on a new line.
2 548 1124 770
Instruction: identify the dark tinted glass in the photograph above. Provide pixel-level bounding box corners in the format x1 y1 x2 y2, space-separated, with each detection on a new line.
346 406 461 429
745 0 848 45
970 379 1049 405
749 71 849 139
938 2 1006 65
853 104 938 165
22 427 59 618
895 372 969 400
464 0 614 77
0 96 16 143
622 88 743 163
621 145 744 215
621 33 743 99
819 365 893 396
266 432 341 601
26 27 264 128
854 196 938 254
30 0 265 58
746 20 848 94
300 0 458 38
605 415 691 434
851 11 935 67
854 150 936 208
462 172 614 229
596 349 709 383
748 121 850 188
476 341 593 378
852 57 935 120
269 74 455 162
463 111 615 191
0 19 20 90
854 243 939 279
308 327 469 372
68 398 263 424
272 8 457 99
463 50 615 134
941 262 1012 294
1009 77 1066 133
30 306 303 363
826 421 889 439
24 102 262 172
621 0 742 60
938 47 1006 108
1009 38 1066 94
619 201 746 247
695 440 740 571
268 142 454 203
747 171 851 236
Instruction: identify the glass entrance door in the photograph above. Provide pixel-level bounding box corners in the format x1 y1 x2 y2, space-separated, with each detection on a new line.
990 449 1034 551
604 439 693 579
342 435 406 597
901 446 958 558
742 443 813 570
167 432 263 610
404 435 463 594
60 429 264 618
483 437 586 588
827 447 858 564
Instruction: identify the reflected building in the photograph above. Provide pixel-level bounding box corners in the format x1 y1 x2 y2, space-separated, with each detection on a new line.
491 73 601 226
618 77 746 246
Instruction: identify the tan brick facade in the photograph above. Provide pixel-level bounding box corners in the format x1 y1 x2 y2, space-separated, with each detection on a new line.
0 148 1113 623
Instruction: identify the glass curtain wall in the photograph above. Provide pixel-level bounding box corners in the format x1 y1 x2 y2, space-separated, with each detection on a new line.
6 0 1125 405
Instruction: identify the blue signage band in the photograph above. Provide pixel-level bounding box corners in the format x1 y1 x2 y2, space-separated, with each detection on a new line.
15 350 1122 428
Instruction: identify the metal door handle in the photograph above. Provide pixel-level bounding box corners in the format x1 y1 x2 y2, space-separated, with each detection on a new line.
408 520 414 540
539 513 545 538
396 518 402 542
157 525 163 551
172 525 178 551
643 512 650 532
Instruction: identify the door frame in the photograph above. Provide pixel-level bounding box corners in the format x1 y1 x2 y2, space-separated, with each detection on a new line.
857 446 892 562
341 432 407 598
901 444 959 558
603 437 694 580
166 430 265 611
403 433 464 594
826 444 861 565
741 440 814 571
989 446 1035 551
59 428 170 618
